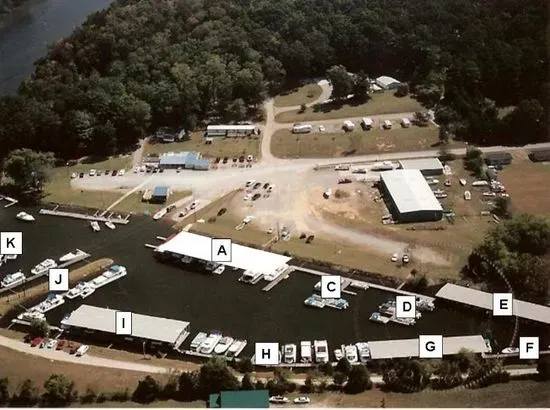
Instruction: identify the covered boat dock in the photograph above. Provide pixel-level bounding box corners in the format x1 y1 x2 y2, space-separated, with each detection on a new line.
435 284 550 325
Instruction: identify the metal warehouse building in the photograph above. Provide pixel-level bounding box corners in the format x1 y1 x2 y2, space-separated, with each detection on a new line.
379 170 443 223
159 151 209 170
398 158 444 176
206 125 257 138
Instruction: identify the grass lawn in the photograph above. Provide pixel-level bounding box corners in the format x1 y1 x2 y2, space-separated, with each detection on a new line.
274 83 323 107
111 190 191 215
44 156 132 209
498 154 550 215
271 124 456 158
144 131 260 159
275 92 424 123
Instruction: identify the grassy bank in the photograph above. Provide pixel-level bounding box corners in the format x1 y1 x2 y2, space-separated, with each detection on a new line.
274 83 323 107
0 258 113 316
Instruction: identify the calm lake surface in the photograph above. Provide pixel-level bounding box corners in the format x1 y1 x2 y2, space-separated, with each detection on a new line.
0 0 114 95
2 205 546 356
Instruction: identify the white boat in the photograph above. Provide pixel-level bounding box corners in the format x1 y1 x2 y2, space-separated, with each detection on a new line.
105 221 116 230
36 294 65 313
213 265 225 275
269 396 289 404
283 344 297 364
66 283 86 299
0 255 6 267
300 341 312 363
464 190 472 200
1 271 26 288
90 265 127 289
16 211 35 222
205 261 217 272
31 259 57 276
190 332 208 350
344 344 359 364
501 347 519 354
59 249 85 263
213 336 234 355
226 340 247 358
17 310 45 322
355 342 371 362
199 332 223 354
238 270 263 284
90 221 100 232
370 312 390 323
459 178 467 186
313 340 329 364
80 285 95 299
334 349 343 361
153 208 167 220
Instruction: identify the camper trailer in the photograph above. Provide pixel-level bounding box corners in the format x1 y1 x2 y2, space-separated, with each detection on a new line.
383 120 392 130
361 117 373 130
292 124 313 134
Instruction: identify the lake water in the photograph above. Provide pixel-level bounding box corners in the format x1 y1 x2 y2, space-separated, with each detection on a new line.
0 0 114 95
1 204 544 356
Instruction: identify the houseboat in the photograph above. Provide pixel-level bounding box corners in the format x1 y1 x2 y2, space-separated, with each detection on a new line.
31 259 57 276
199 332 223 354
190 332 208 351
283 344 297 364
226 340 247 358
1 271 26 288
300 341 312 363
238 270 263 284
344 345 359 364
355 342 371 362
313 340 329 364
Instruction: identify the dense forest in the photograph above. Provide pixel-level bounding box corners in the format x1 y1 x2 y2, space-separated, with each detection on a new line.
0 0 547 159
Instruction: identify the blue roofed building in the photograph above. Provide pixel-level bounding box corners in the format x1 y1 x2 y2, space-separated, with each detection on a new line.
208 390 269 408
151 185 170 203
159 151 209 170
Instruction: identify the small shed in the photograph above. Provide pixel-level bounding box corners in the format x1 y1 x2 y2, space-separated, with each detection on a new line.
151 185 169 203
375 76 402 90
485 152 512 166
529 149 550 162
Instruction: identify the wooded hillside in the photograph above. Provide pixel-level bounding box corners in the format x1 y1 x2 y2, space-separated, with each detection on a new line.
0 0 547 159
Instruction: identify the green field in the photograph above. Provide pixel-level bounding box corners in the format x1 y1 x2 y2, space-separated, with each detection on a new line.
144 132 260 159
274 83 323 107
271 124 447 158
275 92 424 123
111 190 191 214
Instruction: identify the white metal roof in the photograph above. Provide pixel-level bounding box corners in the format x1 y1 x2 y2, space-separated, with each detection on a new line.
362 117 373 125
368 335 489 360
61 305 190 344
398 158 444 171
380 170 443 214
375 76 401 87
156 231 291 275
436 284 550 324
207 125 256 131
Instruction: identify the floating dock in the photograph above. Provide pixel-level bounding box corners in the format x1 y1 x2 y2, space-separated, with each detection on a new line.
0 195 18 208
0 249 90 295
39 207 130 224
262 267 293 292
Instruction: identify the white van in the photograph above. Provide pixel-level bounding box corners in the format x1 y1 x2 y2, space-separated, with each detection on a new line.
401 118 411 128
343 120 355 131
361 117 373 130
383 120 392 130
75 344 89 357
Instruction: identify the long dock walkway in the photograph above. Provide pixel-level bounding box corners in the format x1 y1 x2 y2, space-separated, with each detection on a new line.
294 266 435 303
0 250 90 296
39 208 130 224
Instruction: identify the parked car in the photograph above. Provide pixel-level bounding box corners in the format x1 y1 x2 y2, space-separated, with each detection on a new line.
270 396 289 404
79 172 84 178
294 397 310 405
88 169 96 176
402 254 410 264
159 168 164 173
118 169 125 176
76 344 89 357
239 155 245 163
30 337 42 347
46 339 57 349
253 182 262 189
103 170 109 175
70 172 77 179
267 184 275 192
111 170 118 176
245 180 256 187
391 253 398 262
222 157 229 164
263 182 270 189
39 339 47 348
56 339 66 350
214 157 221 164
217 208 227 216
252 193 261 201
190 201 197 210
243 194 252 201
247 154 253 162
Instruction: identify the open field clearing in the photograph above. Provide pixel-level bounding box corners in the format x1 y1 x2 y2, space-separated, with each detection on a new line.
144 131 260 159
274 83 323 107
44 156 132 208
111 190 191 214
275 92 424 123
498 154 550 215
271 125 451 158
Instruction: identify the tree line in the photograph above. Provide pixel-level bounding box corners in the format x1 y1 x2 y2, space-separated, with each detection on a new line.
3 354 549 407
0 0 547 161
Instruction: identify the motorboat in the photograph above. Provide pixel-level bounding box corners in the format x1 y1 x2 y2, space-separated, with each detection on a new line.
1 271 26 288
153 208 167 221
31 259 57 276
269 396 289 404
16 211 35 222
355 342 371 362
80 285 95 299
300 341 312 363
464 190 471 200
213 336 234 355
199 332 223 354
0 255 6 267
369 312 390 324
501 347 519 354
213 265 225 275
226 340 247 358
181 255 193 264
36 294 65 313
293 397 310 405
334 348 343 361
190 332 208 351
344 344 359 364
17 310 45 322
416 297 435 311
283 344 297 364
105 221 116 230
313 340 329 364
90 221 100 232
238 270 263 284
91 265 127 289
304 294 325 308
459 178 467 186
59 249 85 263
66 283 86 299
205 261 217 272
